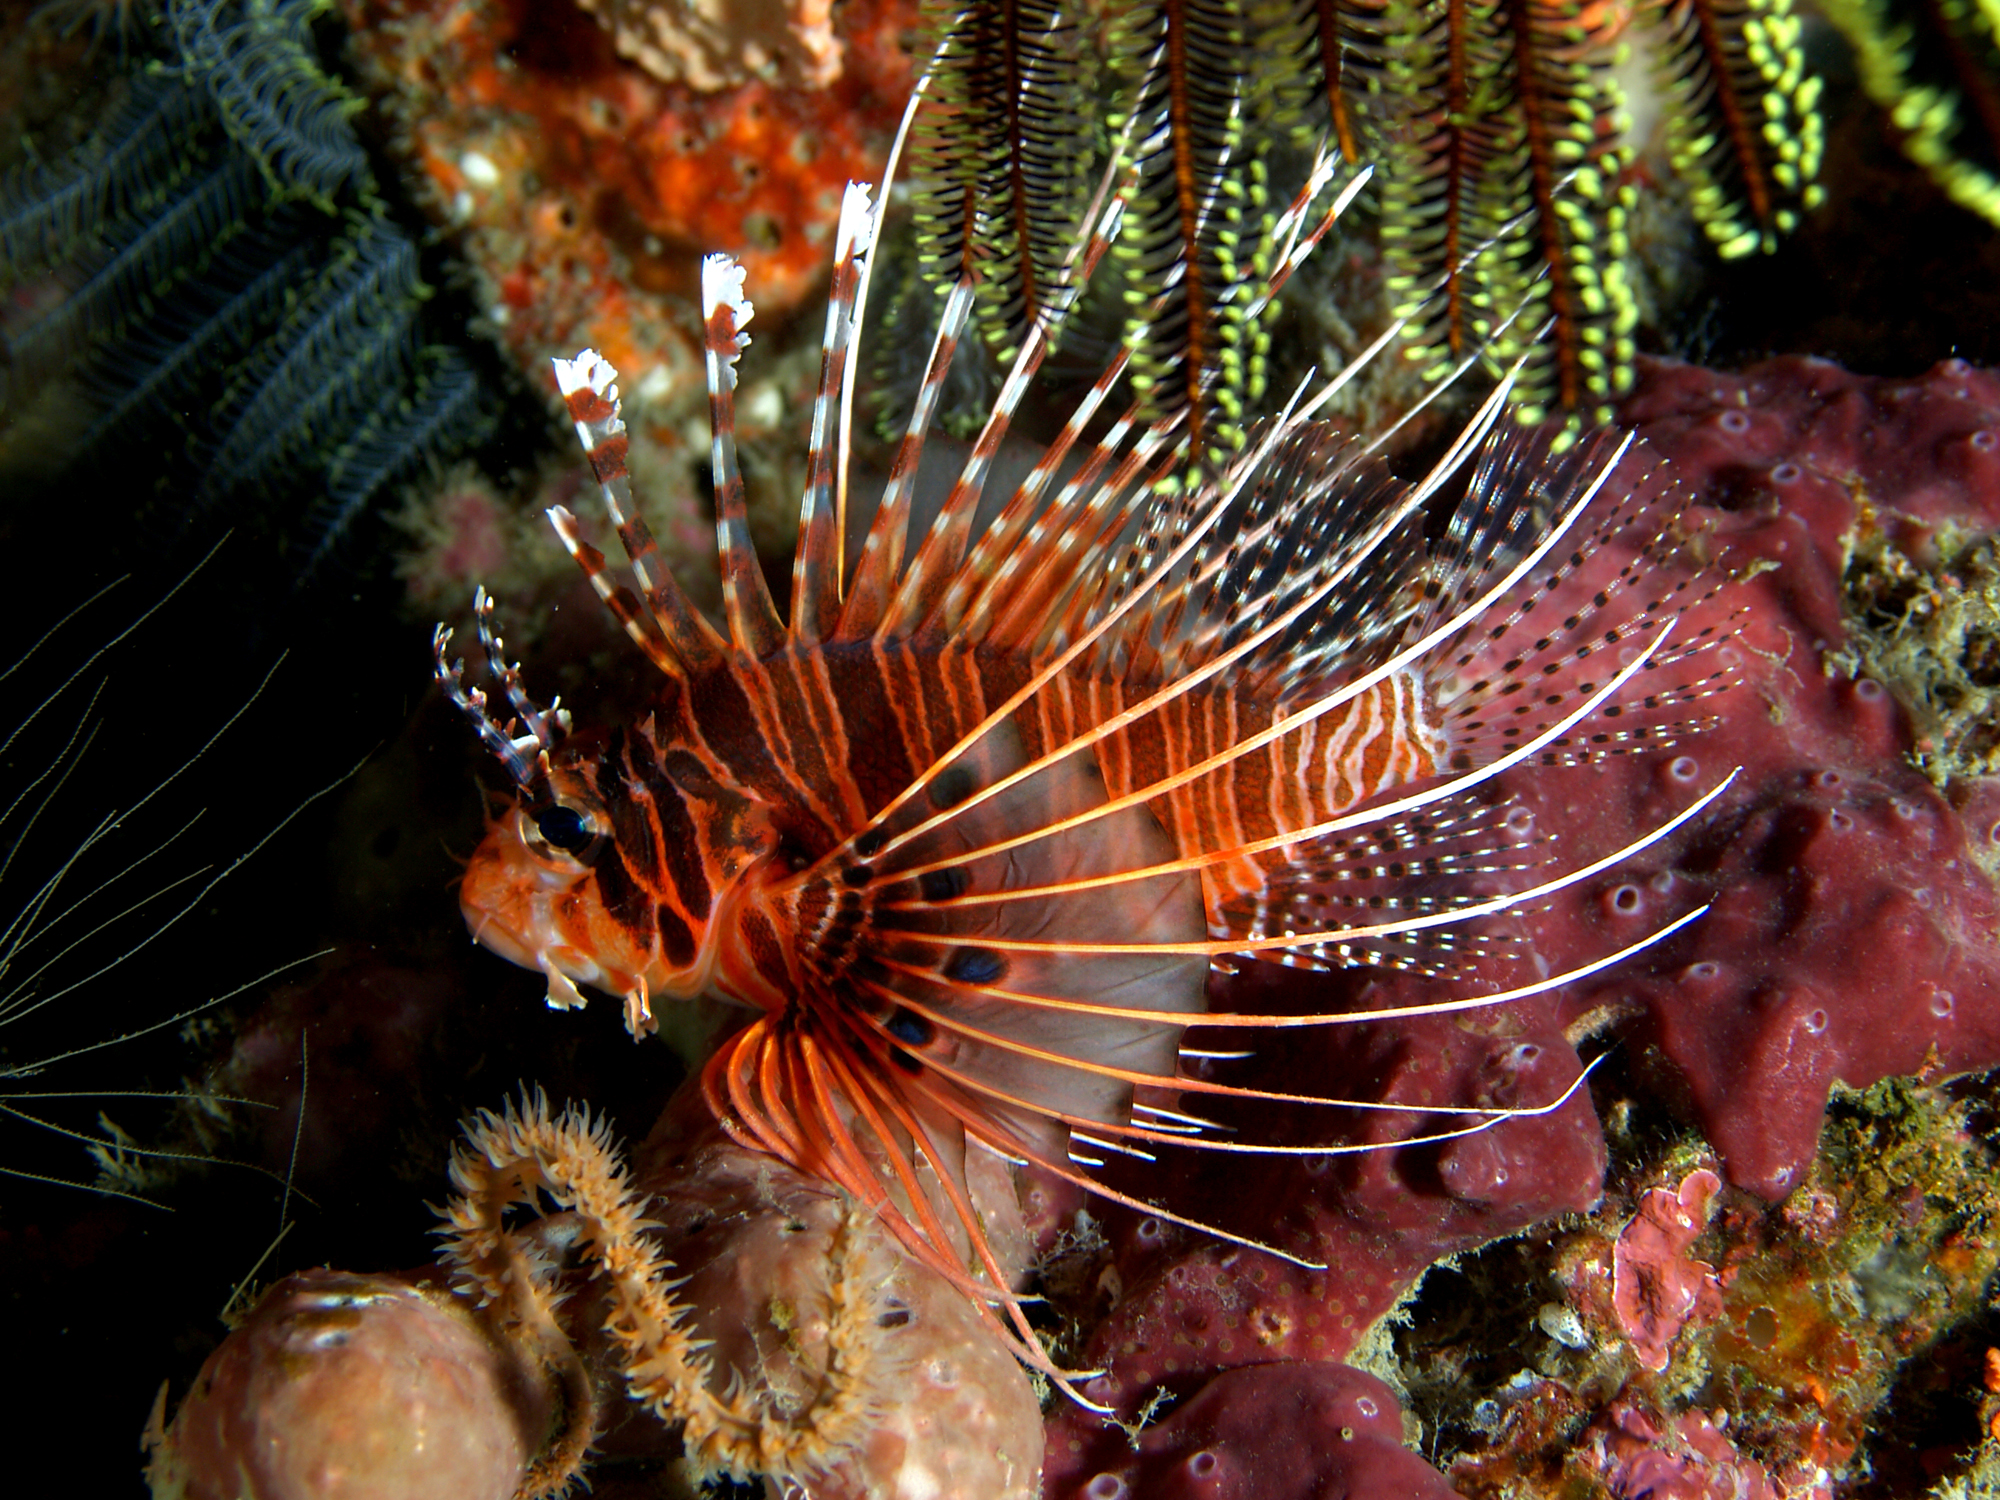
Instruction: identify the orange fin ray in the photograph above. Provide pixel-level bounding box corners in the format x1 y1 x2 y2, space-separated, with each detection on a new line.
544 507 690 680
860 899 1709 1036
979 405 1185 654
851 967 1569 1124
893 1007 1606 1159
837 275 978 641
875 200 1127 644
846 582 1687 928
830 422 1630 898
947 343 1133 645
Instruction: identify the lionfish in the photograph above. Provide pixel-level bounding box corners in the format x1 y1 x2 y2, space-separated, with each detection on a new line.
435 150 1732 1398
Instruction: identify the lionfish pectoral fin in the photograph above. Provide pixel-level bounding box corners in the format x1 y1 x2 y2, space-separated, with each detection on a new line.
832 724 1209 1137
1425 432 1742 768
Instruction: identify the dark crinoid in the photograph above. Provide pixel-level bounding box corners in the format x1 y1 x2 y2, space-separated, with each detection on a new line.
0 0 495 591
909 0 1992 444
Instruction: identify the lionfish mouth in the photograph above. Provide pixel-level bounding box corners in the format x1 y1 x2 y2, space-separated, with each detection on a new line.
434 115 1740 1412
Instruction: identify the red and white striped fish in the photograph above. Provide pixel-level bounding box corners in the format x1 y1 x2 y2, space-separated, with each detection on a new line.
435 165 1733 1394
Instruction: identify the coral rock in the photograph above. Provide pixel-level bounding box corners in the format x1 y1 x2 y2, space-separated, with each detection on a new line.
1586 355 2000 1197
145 1270 551 1500
574 0 841 90
337 0 915 414
632 1091 1043 1499
1582 1403 1831 1500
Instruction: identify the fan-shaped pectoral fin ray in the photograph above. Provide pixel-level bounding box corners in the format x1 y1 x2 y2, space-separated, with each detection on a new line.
828 717 1211 1126
878 1011 1604 1160
891 1054 1333 1274
901 772 1727 961
853 884 1677 1109
909 423 1630 878
852 965 1584 1120
800 1017 1107 1397
783 401 1280 890
869 601 1685 921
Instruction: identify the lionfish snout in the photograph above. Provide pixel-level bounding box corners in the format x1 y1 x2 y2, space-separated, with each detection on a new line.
458 800 648 1021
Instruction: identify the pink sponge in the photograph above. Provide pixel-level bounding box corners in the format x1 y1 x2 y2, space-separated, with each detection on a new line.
1581 355 2000 1196
1610 1168 1724 1370
1063 1363 1457 1500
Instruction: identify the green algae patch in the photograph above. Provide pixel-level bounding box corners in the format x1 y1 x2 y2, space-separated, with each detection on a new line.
1838 515 2000 791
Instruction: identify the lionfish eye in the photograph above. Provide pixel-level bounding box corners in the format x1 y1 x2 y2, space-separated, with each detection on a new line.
531 803 601 859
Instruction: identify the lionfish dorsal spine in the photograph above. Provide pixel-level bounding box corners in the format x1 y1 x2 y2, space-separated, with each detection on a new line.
550 351 724 676
874 183 1129 644
700 253 786 658
792 182 878 645
1261 157 1368 303
951 344 1134 648
835 273 978 642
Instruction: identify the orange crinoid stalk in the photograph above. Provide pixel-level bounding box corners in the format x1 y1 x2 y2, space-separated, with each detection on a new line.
436 167 1737 1395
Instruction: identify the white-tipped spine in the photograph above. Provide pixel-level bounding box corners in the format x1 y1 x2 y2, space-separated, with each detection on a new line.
701 254 753 388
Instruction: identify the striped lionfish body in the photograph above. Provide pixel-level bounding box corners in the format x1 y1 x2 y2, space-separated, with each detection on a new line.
437 169 1733 1389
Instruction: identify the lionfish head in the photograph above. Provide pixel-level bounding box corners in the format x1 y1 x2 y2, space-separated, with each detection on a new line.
437 599 776 1037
